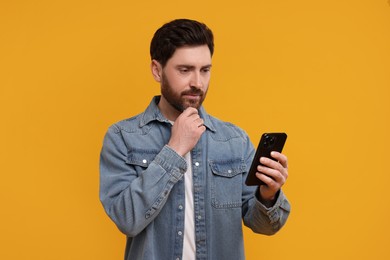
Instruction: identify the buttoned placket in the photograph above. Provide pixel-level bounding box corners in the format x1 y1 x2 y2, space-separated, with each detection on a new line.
193 160 203 223
174 177 185 260
192 137 207 260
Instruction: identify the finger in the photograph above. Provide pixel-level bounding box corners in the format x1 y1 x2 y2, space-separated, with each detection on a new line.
255 172 281 189
260 155 288 174
183 107 199 116
186 113 203 125
196 118 204 127
198 124 206 133
257 165 286 184
258 156 288 179
270 151 288 168
260 156 282 170
255 172 271 184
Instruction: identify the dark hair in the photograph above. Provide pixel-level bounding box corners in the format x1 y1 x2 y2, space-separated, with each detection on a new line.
150 19 214 67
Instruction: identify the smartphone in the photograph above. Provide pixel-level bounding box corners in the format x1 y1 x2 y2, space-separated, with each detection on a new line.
245 133 287 186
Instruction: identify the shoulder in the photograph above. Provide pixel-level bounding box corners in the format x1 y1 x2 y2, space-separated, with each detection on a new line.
206 114 249 142
107 113 144 134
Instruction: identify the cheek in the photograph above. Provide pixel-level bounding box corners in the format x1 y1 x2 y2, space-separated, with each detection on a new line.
202 76 211 89
202 72 211 82
170 75 190 90
163 71 185 90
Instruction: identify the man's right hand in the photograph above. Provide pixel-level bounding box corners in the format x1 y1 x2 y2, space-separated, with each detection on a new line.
167 107 206 156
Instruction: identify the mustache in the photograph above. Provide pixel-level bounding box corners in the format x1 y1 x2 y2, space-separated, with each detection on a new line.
181 87 204 96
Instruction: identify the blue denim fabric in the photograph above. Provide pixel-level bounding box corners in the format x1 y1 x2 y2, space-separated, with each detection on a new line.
100 96 290 260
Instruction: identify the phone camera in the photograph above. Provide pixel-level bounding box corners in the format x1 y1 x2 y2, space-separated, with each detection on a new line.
264 135 276 148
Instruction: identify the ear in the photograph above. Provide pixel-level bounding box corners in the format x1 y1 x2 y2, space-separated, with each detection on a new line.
151 59 162 82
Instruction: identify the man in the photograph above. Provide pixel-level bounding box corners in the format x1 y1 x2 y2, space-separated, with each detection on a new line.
100 19 290 260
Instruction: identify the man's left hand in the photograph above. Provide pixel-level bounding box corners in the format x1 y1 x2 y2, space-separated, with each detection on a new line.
256 151 288 204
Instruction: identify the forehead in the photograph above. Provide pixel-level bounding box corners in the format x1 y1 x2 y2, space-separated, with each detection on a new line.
166 45 212 66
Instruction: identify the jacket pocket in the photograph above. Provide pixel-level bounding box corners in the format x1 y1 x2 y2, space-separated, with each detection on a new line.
209 159 246 208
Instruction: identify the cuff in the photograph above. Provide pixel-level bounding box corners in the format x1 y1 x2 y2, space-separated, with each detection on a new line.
153 145 188 181
255 189 291 224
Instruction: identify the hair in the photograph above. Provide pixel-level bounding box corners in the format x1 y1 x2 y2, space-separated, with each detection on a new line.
150 19 214 67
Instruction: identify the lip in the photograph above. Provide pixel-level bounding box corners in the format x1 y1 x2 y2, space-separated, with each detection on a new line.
182 93 201 99
183 95 201 101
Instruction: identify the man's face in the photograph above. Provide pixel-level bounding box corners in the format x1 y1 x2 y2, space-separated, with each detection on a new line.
157 45 212 116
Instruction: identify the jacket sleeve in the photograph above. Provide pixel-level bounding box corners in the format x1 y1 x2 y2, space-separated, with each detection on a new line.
99 124 187 237
241 134 291 235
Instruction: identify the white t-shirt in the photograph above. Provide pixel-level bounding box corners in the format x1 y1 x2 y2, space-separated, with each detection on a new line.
182 152 196 260
169 120 195 259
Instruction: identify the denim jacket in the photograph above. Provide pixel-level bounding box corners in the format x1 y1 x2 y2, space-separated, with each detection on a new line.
100 96 290 260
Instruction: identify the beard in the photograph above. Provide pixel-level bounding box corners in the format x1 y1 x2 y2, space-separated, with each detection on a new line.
161 73 208 112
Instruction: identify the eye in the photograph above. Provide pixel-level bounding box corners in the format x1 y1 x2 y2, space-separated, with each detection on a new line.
177 66 191 74
201 67 211 73
179 68 189 73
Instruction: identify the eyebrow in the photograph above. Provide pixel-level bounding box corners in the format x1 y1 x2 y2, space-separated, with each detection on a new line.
176 64 212 69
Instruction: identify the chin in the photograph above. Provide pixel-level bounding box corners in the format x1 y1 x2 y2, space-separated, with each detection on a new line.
184 102 201 110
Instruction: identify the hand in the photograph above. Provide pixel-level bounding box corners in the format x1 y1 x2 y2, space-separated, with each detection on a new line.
167 107 206 156
256 151 288 203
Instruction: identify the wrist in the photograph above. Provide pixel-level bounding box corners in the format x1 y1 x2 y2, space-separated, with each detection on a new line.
258 189 279 208
167 142 186 157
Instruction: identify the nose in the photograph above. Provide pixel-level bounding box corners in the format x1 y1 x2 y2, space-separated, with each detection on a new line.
190 71 203 89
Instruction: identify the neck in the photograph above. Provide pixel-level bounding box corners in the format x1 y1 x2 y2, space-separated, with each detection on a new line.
157 96 181 121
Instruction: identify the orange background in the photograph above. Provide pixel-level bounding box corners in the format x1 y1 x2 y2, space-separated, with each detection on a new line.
1 0 389 259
